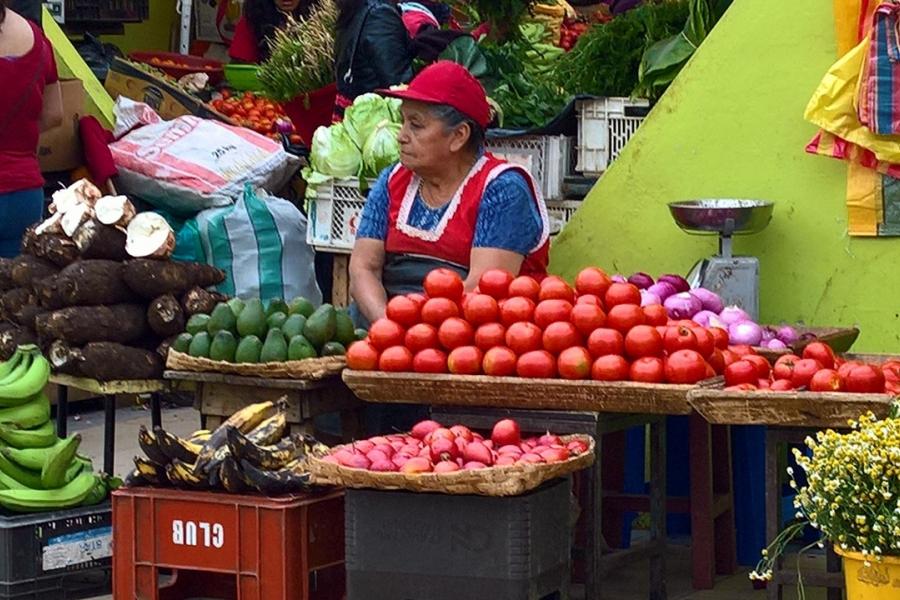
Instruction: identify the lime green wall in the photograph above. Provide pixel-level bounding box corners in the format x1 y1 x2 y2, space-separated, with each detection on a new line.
104 0 177 53
550 0 900 353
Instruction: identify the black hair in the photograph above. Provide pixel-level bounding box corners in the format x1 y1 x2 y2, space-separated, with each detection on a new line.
428 104 484 155
336 0 365 28
0 0 7 28
245 0 314 61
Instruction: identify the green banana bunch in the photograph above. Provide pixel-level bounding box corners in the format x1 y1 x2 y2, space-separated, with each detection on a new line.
41 434 81 489
0 347 50 406
0 448 43 488
80 475 109 507
0 472 99 512
2 438 67 470
0 392 50 429
0 420 56 448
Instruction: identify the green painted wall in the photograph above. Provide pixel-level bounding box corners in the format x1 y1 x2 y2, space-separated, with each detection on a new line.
550 0 900 353
105 0 178 53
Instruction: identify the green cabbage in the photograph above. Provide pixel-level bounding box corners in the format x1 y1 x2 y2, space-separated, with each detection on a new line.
362 120 401 178
310 123 361 178
343 93 397 149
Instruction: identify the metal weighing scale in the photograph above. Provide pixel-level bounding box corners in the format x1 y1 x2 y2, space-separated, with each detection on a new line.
667 199 774 321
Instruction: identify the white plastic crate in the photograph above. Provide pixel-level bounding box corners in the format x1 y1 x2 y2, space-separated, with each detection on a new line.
485 135 573 201
546 199 581 236
576 97 649 175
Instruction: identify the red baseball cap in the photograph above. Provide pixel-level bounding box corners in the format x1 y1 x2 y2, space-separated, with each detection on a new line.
378 61 491 129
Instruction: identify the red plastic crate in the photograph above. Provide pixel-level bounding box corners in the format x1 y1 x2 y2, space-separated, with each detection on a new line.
112 487 344 599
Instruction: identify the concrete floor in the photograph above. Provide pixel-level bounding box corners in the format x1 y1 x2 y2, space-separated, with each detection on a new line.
68 401 833 600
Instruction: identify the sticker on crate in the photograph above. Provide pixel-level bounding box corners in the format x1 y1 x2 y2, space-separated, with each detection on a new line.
42 526 113 571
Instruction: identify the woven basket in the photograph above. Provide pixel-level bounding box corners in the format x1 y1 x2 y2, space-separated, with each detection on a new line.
308 435 595 497
166 350 345 380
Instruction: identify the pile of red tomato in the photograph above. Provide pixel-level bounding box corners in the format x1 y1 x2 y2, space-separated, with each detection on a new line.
210 90 302 143
321 418 590 473
346 267 736 384
559 19 590 51
724 342 898 395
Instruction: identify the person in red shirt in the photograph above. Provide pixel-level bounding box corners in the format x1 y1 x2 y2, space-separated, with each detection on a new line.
0 0 61 257
228 0 316 63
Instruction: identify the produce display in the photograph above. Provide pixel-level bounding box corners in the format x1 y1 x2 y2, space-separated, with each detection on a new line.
209 90 302 143
0 346 113 512
558 18 590 52
147 56 219 71
346 266 729 384
170 298 363 363
0 179 226 380
128 400 328 495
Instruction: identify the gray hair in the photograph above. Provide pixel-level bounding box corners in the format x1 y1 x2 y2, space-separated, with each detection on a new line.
428 104 485 155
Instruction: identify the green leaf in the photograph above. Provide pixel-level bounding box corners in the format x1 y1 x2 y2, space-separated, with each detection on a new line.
438 37 489 79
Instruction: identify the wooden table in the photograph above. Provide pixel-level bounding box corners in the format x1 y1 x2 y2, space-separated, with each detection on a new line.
50 374 168 475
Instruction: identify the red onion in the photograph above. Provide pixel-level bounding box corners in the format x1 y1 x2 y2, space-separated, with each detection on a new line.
640 290 661 307
719 305 751 326
728 321 763 346
664 292 702 319
691 310 719 328
776 325 799 345
628 272 654 290
765 338 788 350
689 288 724 314
611 274 627 284
657 274 690 294
647 281 677 301
761 326 778 343
274 117 294 135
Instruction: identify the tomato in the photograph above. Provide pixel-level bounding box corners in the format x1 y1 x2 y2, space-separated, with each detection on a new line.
558 347 592 380
438 318 474 350
690 327 715 359
413 349 448 373
770 379 794 391
665 349 708 384
606 304 645 334
463 294 499 326
790 358 824 389
624 325 663 359
424 268 464 301
566 304 603 338
809 369 843 392
378 346 413 372
590 354 629 381
725 383 758 392
837 360 864 380
664 326 698 354
421 297 460 326
773 354 801 380
500 296 536 327
221 89 232 99
709 327 730 350
542 321 582 354
474 322 506 352
483 346 518 376
368 318 406 351
506 321 543 355
539 276 576 303
742 354 772 379
724 360 759 387
729 344 756 357
478 269 514 300
575 267 612 298
508 276 541 301
707 349 726 375
516 350 557 378
533 299 573 329
587 328 625 358
447 346 483 375
346 340 379 370
802 342 836 369
386 296 421 328
630 357 665 383
642 304 668 326
604 282 641 308
844 364 885 394
242 100 254 111
882 360 900 385
576 293 604 308
404 323 439 353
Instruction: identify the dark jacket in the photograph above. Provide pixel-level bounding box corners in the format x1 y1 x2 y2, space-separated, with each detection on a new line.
334 0 413 106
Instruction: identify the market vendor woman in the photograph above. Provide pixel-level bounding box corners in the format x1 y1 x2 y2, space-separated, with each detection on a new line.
229 0 316 63
349 61 550 326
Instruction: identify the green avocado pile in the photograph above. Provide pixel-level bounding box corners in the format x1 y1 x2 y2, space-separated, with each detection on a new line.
171 298 367 363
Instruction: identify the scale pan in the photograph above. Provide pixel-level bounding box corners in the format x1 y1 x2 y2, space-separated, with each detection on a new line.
667 199 774 236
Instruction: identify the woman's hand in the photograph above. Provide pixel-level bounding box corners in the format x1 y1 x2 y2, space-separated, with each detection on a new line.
464 247 525 291
349 238 389 323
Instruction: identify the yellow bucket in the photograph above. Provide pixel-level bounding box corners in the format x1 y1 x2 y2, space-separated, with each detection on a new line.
835 546 900 599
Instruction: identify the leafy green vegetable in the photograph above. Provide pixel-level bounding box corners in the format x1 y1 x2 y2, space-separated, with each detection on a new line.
447 0 539 41
362 120 402 178
343 93 397 149
309 123 362 179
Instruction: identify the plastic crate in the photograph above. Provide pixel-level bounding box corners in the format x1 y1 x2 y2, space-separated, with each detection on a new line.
345 478 572 600
0 503 112 600
486 135 573 201
547 199 581 236
576 97 650 175
307 179 370 253
112 487 345 600
64 0 149 22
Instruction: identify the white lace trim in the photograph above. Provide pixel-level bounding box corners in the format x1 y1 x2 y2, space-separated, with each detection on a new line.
481 163 550 253
395 156 490 242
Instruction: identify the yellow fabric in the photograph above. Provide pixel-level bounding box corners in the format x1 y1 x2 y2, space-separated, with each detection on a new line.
847 161 882 235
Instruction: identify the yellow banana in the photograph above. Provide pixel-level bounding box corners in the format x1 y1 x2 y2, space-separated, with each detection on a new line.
240 458 311 495
194 400 280 474
166 459 208 490
154 428 201 464
133 456 165 485
138 426 171 466
227 428 303 471
247 412 286 446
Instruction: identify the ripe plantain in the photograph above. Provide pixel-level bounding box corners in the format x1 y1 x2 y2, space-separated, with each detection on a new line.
0 448 43 488
189 430 212 443
0 352 50 404
133 456 166 485
205 446 231 487
166 459 209 490
41 434 81 489
227 428 304 471
0 472 98 512
154 428 201 464
218 456 248 494
0 420 56 448
124 468 146 487
246 412 286 446
193 399 280 475
240 458 312 495
0 392 50 429
138 425 170 466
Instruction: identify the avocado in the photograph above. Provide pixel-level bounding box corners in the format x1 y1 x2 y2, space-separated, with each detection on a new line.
235 335 263 364
288 297 315 318
237 298 267 339
227 298 245 318
209 331 238 362
334 310 356 346
266 299 289 318
320 341 347 357
302 304 337 349
266 311 288 332
282 314 307 339
188 332 211 358
208 303 237 335
172 333 193 354
354 328 369 341
288 335 318 361
186 314 210 335
260 328 289 363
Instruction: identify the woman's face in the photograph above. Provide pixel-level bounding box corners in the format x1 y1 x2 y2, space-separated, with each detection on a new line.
397 101 469 175
274 0 301 12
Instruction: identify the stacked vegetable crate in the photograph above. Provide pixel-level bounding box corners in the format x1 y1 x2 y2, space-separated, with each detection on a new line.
575 97 650 176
